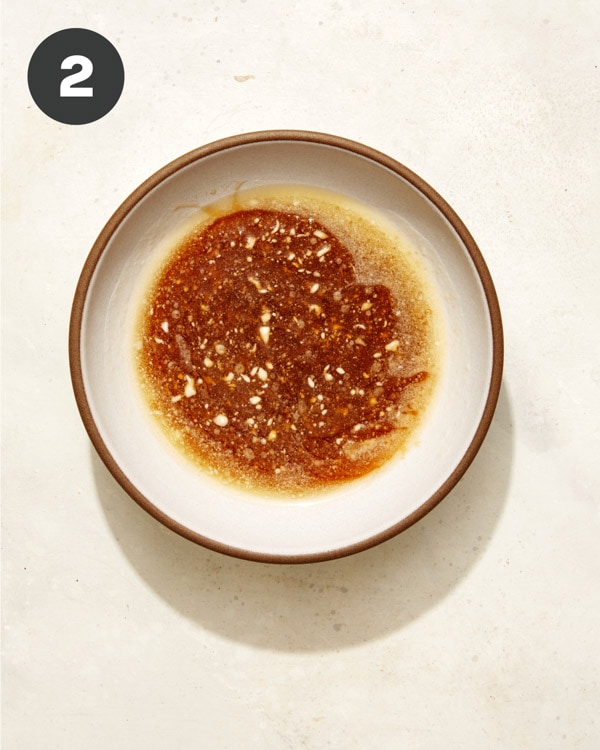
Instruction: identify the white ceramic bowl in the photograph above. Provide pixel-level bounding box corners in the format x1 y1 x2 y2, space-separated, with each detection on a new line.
69 131 503 563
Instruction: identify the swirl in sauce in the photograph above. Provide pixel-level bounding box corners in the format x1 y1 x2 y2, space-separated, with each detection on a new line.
134 188 440 495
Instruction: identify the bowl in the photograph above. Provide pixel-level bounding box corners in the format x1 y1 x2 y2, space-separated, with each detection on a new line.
69 130 503 563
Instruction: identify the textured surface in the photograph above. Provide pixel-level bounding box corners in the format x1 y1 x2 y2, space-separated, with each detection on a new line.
2 1 599 748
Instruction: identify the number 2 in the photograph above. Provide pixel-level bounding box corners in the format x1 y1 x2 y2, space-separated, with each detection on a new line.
60 55 93 97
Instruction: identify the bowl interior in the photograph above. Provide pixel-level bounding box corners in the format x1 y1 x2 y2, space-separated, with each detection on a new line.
74 134 501 561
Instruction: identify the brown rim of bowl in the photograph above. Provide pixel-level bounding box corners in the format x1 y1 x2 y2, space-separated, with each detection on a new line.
68 129 504 565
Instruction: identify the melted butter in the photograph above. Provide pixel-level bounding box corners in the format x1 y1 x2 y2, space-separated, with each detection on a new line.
134 185 442 497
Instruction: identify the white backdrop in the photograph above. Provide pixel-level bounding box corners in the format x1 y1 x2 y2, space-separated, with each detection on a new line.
2 1 599 748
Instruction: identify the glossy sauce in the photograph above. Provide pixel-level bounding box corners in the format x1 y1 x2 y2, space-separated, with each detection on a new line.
134 187 440 495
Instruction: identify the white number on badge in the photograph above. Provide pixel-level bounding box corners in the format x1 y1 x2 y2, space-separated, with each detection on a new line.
60 55 94 97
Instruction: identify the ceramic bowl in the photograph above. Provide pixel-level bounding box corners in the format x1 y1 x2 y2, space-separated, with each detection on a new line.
69 131 503 563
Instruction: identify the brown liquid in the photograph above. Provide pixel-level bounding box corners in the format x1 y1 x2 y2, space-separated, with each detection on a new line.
134 187 439 495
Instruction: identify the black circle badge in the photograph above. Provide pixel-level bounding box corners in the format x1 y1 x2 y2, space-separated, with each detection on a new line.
28 28 124 125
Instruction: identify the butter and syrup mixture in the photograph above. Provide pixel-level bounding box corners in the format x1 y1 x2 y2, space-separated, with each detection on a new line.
135 189 439 495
